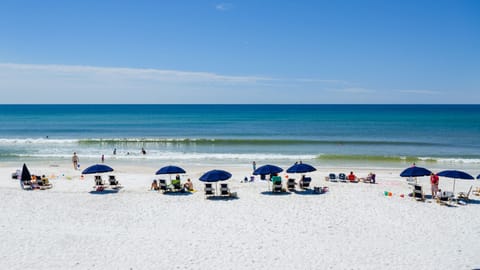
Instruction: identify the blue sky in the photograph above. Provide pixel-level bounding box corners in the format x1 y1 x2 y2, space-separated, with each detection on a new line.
0 0 479 103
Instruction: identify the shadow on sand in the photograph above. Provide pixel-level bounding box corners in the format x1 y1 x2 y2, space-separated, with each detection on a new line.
260 191 291 196
293 189 325 196
89 189 120 195
206 195 239 201
162 191 193 196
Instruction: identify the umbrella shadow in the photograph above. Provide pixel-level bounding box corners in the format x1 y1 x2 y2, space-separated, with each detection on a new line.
260 191 291 196
206 195 239 201
163 191 193 196
293 189 325 196
463 198 480 205
89 189 120 195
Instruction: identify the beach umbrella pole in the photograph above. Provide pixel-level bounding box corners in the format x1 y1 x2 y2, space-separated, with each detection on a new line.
453 179 456 195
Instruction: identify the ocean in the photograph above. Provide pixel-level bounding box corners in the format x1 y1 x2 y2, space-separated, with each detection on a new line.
1 104 479 169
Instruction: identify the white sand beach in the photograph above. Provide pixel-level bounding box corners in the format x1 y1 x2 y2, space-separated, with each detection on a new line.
1 162 479 270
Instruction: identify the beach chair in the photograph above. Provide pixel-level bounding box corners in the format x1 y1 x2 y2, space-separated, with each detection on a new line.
458 186 472 202
313 186 328 194
299 177 312 189
204 183 215 198
338 173 347 183
436 191 454 205
171 179 182 191
20 179 32 190
159 179 168 192
413 184 425 201
473 187 480 196
37 176 53 190
328 173 338 182
271 176 283 193
109 175 119 186
287 178 296 191
220 183 230 196
94 175 104 186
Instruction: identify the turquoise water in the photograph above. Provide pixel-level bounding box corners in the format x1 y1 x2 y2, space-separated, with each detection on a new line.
1 105 479 168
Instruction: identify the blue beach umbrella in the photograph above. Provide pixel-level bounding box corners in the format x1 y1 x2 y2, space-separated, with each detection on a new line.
199 169 232 182
437 170 474 194
400 166 432 178
286 163 316 174
477 174 480 179
253 164 283 176
155 165 186 175
82 164 114 174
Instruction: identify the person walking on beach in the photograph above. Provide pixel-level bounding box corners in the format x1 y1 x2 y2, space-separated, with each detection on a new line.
252 161 256 171
101 154 105 163
430 172 439 197
72 152 79 170
113 148 116 155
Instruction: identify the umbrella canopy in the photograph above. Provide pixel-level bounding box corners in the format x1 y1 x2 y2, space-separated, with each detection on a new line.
400 166 432 177
286 163 316 174
21 163 31 181
253 164 283 175
437 170 474 180
156 165 186 175
437 170 474 194
82 164 114 174
477 174 480 179
199 170 232 182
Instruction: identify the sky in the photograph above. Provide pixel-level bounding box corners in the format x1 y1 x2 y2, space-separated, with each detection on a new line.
0 0 479 104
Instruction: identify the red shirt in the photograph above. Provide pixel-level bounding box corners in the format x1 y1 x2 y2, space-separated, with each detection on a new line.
430 174 439 185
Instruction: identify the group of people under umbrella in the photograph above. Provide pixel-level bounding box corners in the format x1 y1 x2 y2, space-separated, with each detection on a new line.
21 161 479 202
78 161 324 196
400 165 479 203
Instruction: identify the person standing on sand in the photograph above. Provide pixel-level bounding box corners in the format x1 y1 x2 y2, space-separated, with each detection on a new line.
101 154 105 163
72 152 79 170
430 172 439 197
252 161 256 171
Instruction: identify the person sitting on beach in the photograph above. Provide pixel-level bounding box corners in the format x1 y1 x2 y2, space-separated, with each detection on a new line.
41 175 50 185
348 171 357 182
183 178 193 191
151 180 159 191
30 175 40 189
368 172 376 184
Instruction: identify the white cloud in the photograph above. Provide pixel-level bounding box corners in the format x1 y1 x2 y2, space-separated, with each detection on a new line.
215 3 233 11
0 63 269 83
0 62 345 103
398 89 440 95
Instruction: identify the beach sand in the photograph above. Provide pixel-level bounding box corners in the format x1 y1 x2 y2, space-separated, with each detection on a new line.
1 162 479 269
